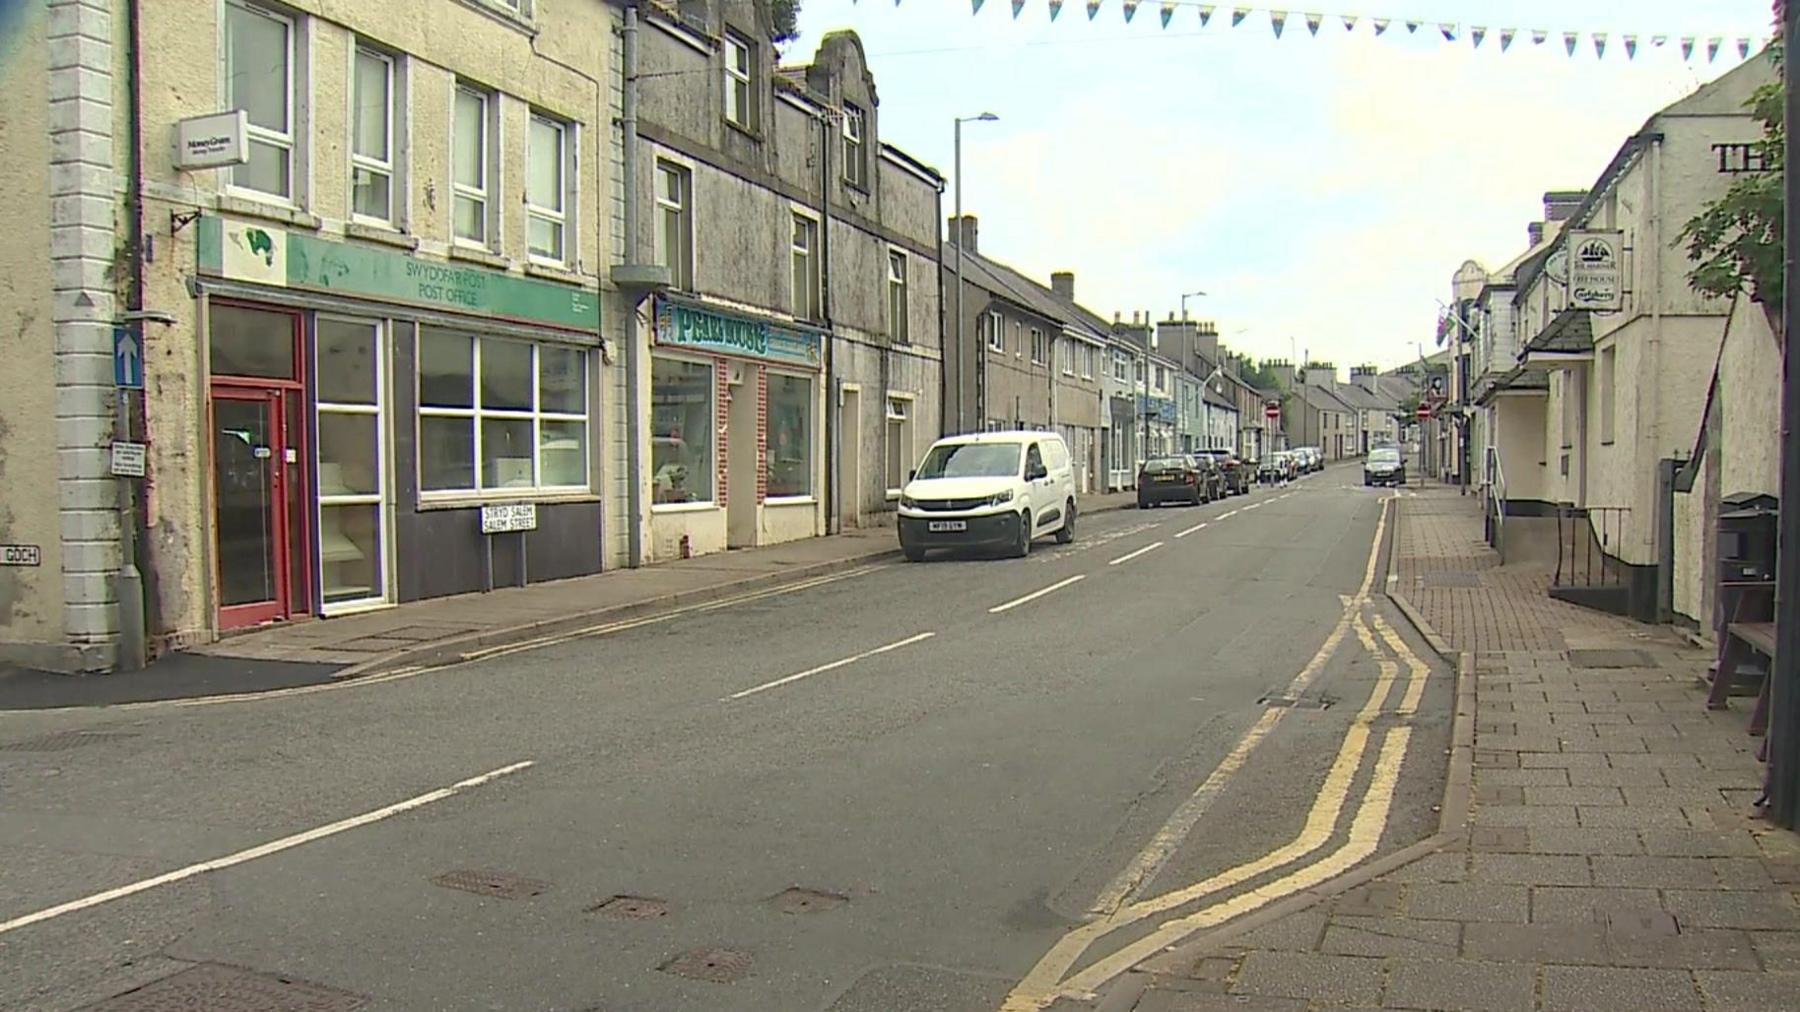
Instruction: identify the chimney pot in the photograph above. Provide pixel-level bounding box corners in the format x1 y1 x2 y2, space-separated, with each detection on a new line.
1050 271 1074 299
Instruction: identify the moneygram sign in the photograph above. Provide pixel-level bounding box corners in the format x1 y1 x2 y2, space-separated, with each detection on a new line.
1568 231 1624 312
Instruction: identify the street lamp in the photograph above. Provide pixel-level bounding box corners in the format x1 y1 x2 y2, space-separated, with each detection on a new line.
953 111 999 433
1179 289 1207 320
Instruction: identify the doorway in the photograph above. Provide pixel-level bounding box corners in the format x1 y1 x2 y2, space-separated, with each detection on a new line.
727 363 760 547
839 385 861 529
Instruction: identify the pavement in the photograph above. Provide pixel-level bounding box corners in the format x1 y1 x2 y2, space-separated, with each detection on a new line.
1099 480 1800 1012
0 467 1442 1012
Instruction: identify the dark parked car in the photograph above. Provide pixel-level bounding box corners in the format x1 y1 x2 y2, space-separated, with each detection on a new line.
1137 455 1219 507
1364 446 1407 486
1194 450 1251 496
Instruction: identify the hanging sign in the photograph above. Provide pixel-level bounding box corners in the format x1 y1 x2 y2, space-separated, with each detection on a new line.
1568 231 1625 311
172 111 249 170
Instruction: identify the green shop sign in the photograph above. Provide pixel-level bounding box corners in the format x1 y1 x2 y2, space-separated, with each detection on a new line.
197 216 599 332
654 300 822 369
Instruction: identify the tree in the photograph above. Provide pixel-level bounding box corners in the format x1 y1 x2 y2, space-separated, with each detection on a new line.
770 0 800 42
1679 27 1784 338
1239 359 1280 390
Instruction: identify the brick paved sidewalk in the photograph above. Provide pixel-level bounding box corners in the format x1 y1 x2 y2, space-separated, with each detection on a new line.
1105 486 1800 1012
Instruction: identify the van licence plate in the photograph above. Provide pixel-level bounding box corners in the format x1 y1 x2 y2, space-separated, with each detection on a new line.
928 520 967 533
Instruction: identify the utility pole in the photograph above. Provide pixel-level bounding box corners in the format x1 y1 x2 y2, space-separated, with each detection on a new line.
952 112 998 433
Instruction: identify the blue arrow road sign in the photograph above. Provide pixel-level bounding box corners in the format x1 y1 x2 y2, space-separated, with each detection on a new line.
114 326 143 389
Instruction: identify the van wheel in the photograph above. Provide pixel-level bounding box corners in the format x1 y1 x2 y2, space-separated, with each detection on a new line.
1011 511 1032 558
903 543 926 562
1055 500 1076 544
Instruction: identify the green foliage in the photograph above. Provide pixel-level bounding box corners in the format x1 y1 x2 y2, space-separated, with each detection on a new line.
1239 359 1281 390
1678 38 1784 319
770 0 800 42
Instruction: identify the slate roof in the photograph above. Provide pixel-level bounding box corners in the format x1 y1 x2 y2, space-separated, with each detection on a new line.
1525 310 1594 355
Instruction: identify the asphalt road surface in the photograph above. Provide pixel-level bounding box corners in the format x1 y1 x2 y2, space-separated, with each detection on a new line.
0 470 1451 1012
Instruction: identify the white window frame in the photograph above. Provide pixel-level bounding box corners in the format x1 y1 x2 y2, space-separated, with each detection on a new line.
885 393 915 497
1598 344 1617 445
841 102 866 188
986 310 1005 353
527 112 574 265
1082 343 1095 379
224 0 299 205
649 352 717 511
451 83 498 248
763 369 816 503
349 44 397 227
723 32 753 129
416 332 591 501
791 208 820 321
1030 327 1047 366
315 315 392 615
654 157 695 290
887 248 909 343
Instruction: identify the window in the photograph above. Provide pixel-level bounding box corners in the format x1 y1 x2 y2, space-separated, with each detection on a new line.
315 318 386 609
986 311 1005 352
1598 345 1617 444
417 329 589 495
650 357 714 505
655 161 693 289
351 46 394 224
1113 350 1130 382
887 249 909 342
226 1 295 200
765 373 814 498
1011 320 1022 357
791 212 820 320
1061 338 1075 376
528 114 570 262
1082 344 1095 379
1155 365 1168 389
723 33 753 129
452 86 492 245
842 102 867 188
885 396 913 493
1031 328 1047 366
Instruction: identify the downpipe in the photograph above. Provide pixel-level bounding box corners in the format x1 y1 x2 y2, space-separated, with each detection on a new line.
622 4 645 568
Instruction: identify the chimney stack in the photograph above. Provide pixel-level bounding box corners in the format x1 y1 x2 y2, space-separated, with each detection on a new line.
1351 365 1380 394
1306 361 1337 388
1050 271 1074 300
1528 221 1545 246
1543 190 1586 223
1267 359 1296 390
946 214 979 254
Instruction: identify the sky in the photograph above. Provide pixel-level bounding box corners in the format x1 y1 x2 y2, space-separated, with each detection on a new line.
786 0 1776 373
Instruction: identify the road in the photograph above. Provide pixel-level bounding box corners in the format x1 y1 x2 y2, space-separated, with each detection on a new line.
0 469 1451 1012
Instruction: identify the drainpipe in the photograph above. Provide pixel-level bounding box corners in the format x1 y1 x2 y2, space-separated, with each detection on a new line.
118 0 147 670
1769 0 1800 827
1647 136 1666 558
819 106 837 535
621 4 645 567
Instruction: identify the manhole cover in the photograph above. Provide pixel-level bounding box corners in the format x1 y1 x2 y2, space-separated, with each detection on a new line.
590 895 670 920
81 963 365 1011
1 730 137 753
769 887 847 915
1567 649 1654 669
659 947 753 983
1422 571 1483 588
429 868 547 899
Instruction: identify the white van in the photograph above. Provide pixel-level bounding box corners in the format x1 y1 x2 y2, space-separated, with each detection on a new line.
896 431 1078 561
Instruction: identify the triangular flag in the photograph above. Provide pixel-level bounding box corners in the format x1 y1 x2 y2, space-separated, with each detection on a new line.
1048 0 1063 17
1651 35 1668 48
1086 0 1101 20
1680 36 1695 60
1593 32 1607 58
971 0 984 13
1305 12 1321 36
1011 0 1025 16
1270 10 1286 38
1372 18 1389 35
1470 26 1485 49
1342 14 1356 31
1404 20 1421 34
1121 0 1138 22
1439 23 1456 42
1624 35 1637 59
1564 31 1578 56
1532 29 1548 46
1707 37 1723 62
1231 8 1250 28
1740 38 1753 59
1160 2 1175 28
1199 5 1213 27
1499 29 1515 52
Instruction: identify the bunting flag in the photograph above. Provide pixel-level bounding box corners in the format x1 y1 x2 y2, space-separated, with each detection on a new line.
1708 36 1723 62
1652 35 1668 48
971 0 983 14
1593 32 1606 58
1499 29 1515 52
1011 0 1025 16
1342 14 1356 31
1160 1 1175 27
1086 0 1100 19
1470 26 1485 49
1372 18 1389 35
1739 37 1752 59
1231 7 1248 28
1404 20 1420 34
1304 12 1321 36
1199 4 1213 26
1532 29 1548 46
1048 0 1063 17
1681 37 1694 60
1122 0 1138 22
1439 23 1455 42
1563 31 1578 56
1624 35 1637 59
1269 10 1286 37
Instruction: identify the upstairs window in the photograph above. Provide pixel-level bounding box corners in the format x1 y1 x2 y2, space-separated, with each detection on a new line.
350 46 395 223
841 102 867 188
791 212 820 321
527 114 571 263
655 161 693 289
452 85 493 245
986 311 1005 352
724 34 754 129
887 249 909 342
225 1 295 200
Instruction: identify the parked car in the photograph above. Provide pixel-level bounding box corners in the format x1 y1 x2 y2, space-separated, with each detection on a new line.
1298 447 1323 472
1137 455 1218 507
896 431 1077 561
1364 446 1406 487
1194 450 1251 496
1258 454 1288 485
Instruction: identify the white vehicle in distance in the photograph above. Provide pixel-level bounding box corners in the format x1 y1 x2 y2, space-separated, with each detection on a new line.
896 431 1077 561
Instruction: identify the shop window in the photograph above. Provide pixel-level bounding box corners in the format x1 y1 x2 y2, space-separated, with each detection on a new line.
723 33 754 130
417 328 588 495
210 304 297 379
226 0 296 201
315 318 386 609
842 102 867 188
651 356 715 505
887 249 908 343
791 211 819 321
528 114 571 263
655 160 693 290
452 85 494 246
885 396 913 494
351 46 396 224
765 373 813 499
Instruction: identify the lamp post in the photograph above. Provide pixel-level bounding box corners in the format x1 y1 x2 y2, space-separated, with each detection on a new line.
953 112 998 433
1179 288 1207 320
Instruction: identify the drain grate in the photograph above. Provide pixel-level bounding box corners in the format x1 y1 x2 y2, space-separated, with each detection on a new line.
1567 648 1654 669
589 894 670 920
429 868 548 900
1 730 138 753
769 887 847 915
81 962 365 1011
659 947 753 983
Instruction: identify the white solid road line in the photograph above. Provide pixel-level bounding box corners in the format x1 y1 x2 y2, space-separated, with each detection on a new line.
727 632 936 700
0 760 536 938
1174 522 1208 539
990 575 1087 614
1108 542 1165 566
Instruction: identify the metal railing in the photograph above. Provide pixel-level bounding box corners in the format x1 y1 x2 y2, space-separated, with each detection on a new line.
1554 505 1630 588
1481 445 1506 553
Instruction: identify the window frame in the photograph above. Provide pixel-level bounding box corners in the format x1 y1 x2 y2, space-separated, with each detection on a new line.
415 330 591 501
654 157 695 290
527 111 574 265
887 248 909 343
841 101 867 189
223 0 299 205
1030 327 1047 366
763 369 816 502
723 32 754 130
790 208 821 321
649 352 718 510
349 43 397 227
884 393 915 497
986 310 1005 353
1598 344 1617 445
451 83 498 248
